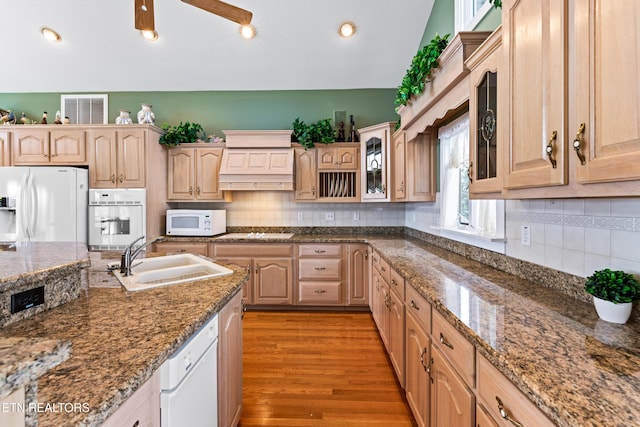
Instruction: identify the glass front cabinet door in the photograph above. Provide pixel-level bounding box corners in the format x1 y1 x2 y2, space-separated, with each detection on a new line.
360 122 396 202
467 27 503 197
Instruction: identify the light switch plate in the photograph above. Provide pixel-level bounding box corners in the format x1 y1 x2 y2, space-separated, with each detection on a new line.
521 225 531 246
353 211 360 221
325 212 335 221
297 212 304 221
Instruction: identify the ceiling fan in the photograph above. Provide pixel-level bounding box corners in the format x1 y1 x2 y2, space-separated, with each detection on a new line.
135 0 253 32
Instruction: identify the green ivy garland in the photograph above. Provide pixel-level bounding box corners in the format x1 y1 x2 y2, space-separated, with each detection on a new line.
394 33 450 108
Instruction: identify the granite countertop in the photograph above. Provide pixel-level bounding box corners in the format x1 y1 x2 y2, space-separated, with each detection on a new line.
0 264 248 426
368 238 640 427
0 242 90 290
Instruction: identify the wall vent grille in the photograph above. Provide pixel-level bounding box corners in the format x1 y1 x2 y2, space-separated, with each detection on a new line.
61 94 108 124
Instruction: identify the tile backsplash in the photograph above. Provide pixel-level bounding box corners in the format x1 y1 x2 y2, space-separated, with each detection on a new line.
172 193 640 278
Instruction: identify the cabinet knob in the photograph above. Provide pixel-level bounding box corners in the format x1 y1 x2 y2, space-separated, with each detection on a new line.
119 174 124 183
545 131 558 169
188 186 193 195
573 123 586 165
312 186 316 196
111 174 116 183
196 186 201 195
496 396 525 427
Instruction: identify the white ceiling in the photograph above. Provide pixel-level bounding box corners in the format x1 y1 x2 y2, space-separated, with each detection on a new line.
0 0 434 93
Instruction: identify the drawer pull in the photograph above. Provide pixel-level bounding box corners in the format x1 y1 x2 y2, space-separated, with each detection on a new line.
314 289 326 294
314 249 326 253
132 421 140 427
381 266 386 272
573 122 586 165
175 249 186 252
419 347 428 372
545 130 558 169
439 332 454 350
391 278 397 286
496 396 525 427
314 266 326 270
410 300 420 310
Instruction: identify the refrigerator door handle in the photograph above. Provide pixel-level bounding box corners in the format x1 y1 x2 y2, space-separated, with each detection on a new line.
27 173 38 238
19 173 30 238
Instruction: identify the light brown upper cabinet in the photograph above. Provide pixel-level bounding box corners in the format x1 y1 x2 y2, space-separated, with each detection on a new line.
0 131 9 166
360 122 396 202
502 0 640 197
12 128 86 165
391 130 436 202
294 147 317 200
88 128 145 188
167 145 224 201
466 27 503 197
317 146 358 170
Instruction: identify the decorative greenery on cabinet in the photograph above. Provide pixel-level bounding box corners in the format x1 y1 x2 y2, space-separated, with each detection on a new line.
291 117 335 150
159 122 205 146
394 33 450 107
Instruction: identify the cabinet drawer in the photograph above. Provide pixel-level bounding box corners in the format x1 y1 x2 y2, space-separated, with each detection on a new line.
299 258 342 280
371 250 382 272
405 285 431 334
389 268 405 299
298 281 342 305
102 371 160 427
154 241 210 257
432 309 475 388
214 243 294 258
298 243 342 257
477 355 555 427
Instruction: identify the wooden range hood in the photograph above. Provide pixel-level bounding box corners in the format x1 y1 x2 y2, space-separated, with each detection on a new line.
218 130 295 191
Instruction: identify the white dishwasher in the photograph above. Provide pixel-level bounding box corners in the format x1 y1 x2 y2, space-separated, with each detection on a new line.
160 314 219 427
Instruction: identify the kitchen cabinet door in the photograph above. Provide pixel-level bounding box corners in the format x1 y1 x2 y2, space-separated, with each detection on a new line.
49 130 86 164
88 129 118 187
117 129 146 188
101 370 160 427
430 345 475 427
360 122 395 201
195 147 223 200
254 258 293 305
406 132 437 202
294 147 317 200
406 312 430 427
11 130 49 165
218 291 243 427
347 244 369 306
573 0 640 184
391 129 406 201
215 258 253 304
388 287 405 388
502 0 568 189
317 146 358 170
0 131 10 166
167 148 195 199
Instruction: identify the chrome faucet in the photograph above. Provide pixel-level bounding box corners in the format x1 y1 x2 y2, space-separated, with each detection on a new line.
120 235 164 276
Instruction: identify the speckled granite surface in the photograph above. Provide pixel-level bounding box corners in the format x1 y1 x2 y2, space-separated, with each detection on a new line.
0 337 70 399
0 265 247 427
0 242 90 327
368 237 640 427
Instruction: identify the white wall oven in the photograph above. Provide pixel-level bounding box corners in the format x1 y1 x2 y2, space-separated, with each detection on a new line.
88 189 145 250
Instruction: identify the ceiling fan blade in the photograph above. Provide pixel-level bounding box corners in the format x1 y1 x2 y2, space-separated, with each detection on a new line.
135 0 155 31
182 0 253 25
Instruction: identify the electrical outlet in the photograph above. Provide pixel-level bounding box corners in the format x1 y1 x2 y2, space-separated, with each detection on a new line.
521 225 531 246
353 211 360 221
297 212 304 221
325 212 335 221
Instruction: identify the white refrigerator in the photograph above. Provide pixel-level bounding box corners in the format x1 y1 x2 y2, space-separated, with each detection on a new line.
0 167 88 243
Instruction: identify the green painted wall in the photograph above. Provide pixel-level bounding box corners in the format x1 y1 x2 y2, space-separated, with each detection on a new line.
0 89 398 138
419 0 501 47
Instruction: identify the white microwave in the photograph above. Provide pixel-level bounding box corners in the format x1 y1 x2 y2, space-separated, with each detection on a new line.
166 209 226 236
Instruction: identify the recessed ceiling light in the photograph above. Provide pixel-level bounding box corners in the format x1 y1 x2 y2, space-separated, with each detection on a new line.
41 27 62 43
140 30 158 41
338 22 356 38
240 24 256 39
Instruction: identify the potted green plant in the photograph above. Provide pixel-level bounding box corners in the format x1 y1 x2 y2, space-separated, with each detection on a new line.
584 268 640 324
159 122 205 147
291 117 335 150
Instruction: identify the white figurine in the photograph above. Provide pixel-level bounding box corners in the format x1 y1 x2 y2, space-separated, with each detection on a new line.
137 103 155 125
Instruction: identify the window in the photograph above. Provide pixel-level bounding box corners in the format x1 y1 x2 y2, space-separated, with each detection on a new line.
61 94 108 124
455 0 492 33
438 114 505 253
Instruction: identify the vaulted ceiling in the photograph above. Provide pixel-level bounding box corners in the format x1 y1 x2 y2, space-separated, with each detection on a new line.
1 0 434 93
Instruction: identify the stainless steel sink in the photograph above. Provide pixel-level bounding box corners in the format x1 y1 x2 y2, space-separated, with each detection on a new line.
112 253 233 292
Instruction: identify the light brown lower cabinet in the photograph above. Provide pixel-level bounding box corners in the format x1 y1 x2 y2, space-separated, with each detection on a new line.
476 354 555 427
430 344 475 427
213 244 294 306
405 311 431 427
476 403 499 427
0 387 25 427
153 241 210 257
101 370 160 427
218 290 243 427
347 244 369 306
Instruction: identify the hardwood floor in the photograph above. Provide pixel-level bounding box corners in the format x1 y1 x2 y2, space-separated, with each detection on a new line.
239 311 417 427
